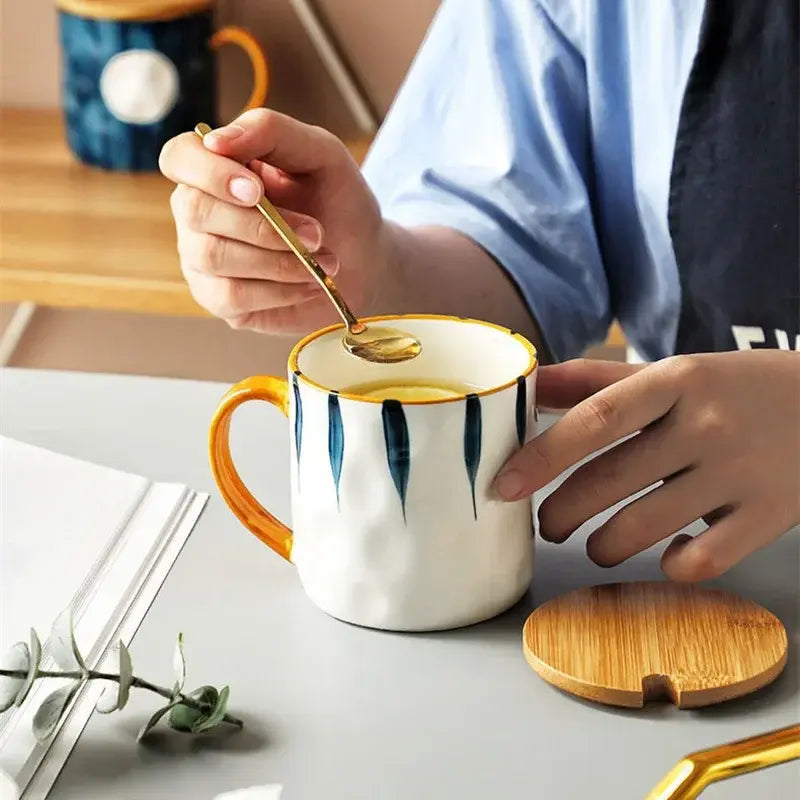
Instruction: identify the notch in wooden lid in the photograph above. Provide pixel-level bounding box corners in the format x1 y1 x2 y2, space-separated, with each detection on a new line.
56 0 215 22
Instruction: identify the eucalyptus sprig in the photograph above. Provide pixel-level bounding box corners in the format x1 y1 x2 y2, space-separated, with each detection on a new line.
0 610 243 742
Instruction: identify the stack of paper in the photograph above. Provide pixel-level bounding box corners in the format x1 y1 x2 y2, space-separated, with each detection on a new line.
0 436 208 799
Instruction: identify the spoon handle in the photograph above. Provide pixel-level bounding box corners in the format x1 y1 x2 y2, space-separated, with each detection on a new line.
194 123 364 334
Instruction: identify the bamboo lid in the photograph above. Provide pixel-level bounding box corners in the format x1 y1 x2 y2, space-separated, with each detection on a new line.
523 581 788 708
56 0 215 22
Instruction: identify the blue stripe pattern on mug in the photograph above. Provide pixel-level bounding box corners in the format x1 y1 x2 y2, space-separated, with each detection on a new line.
515 376 527 446
381 400 410 522
292 373 303 480
328 393 344 508
463 394 482 520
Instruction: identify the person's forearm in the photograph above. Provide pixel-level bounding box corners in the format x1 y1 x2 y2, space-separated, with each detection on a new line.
372 223 550 362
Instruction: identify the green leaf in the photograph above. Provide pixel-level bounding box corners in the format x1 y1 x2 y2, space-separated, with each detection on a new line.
167 685 218 732
167 703 206 732
117 641 133 710
172 633 185 697
32 682 81 741
189 685 218 708
95 681 119 714
0 642 29 712
15 629 42 707
50 609 86 673
193 686 230 733
137 700 180 742
95 640 134 714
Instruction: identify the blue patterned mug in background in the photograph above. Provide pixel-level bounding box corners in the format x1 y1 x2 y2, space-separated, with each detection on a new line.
57 0 268 170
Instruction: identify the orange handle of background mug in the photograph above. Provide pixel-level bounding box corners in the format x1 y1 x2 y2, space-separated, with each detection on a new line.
209 376 293 561
210 26 269 112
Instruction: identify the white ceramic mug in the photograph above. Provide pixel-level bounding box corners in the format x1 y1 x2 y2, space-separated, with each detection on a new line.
209 315 538 631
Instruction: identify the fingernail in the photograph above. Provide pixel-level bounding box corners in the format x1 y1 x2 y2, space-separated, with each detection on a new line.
206 124 245 143
296 221 322 250
315 254 339 276
229 177 261 204
495 469 524 500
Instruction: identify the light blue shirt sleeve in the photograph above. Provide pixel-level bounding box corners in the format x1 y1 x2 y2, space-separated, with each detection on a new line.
362 0 610 361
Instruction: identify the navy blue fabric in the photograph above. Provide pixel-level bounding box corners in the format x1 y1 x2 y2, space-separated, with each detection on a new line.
59 9 215 171
669 0 799 353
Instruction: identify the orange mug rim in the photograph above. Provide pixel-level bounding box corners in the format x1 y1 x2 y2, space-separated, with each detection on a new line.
288 313 539 406
56 1 216 23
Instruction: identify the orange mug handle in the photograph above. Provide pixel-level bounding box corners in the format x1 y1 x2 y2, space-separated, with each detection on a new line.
209 376 293 561
210 26 269 112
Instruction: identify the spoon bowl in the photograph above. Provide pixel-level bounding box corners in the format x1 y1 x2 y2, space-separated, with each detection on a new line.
194 123 422 364
343 326 422 362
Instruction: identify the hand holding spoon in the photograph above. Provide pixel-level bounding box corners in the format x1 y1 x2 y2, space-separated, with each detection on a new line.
194 123 421 364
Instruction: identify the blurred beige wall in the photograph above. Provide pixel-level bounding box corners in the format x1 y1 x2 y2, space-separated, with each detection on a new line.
0 0 439 137
0 0 61 109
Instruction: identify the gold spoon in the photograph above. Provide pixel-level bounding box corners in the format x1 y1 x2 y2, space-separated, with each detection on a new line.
194 123 421 364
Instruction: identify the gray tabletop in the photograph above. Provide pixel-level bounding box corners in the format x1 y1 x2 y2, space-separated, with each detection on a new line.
1 367 798 800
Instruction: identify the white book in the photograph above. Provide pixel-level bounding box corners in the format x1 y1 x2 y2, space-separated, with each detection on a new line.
0 435 208 799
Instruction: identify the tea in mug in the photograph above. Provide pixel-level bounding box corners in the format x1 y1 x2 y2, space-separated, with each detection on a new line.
341 378 483 401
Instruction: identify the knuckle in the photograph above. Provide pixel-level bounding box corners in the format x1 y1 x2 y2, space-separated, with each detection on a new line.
198 234 226 274
692 403 732 440
226 313 252 331
184 276 214 315
184 188 209 230
273 250 301 282
577 394 618 437
310 124 348 164
172 186 209 230
217 277 244 317
176 232 223 276
239 107 273 129
312 124 339 148
192 276 243 319
178 186 208 231
664 354 704 386
527 437 555 477
250 227 303 280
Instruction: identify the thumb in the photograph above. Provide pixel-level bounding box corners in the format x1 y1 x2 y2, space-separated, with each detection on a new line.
537 359 643 409
202 108 344 174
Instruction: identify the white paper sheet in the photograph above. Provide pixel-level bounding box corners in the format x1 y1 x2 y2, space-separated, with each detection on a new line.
0 436 208 799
